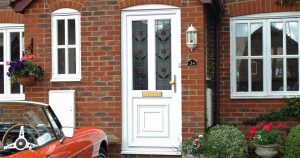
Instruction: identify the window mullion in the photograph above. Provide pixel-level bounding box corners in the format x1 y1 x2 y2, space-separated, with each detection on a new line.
283 20 287 92
248 23 252 92
265 20 270 95
65 19 69 74
298 19 300 91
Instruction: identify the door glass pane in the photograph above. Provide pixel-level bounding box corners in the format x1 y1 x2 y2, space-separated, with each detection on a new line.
287 58 298 91
236 59 248 92
58 20 65 45
251 59 263 91
236 23 248 56
0 65 3 93
271 22 283 55
68 48 76 74
132 21 148 90
251 23 263 56
156 20 171 90
68 19 76 45
58 49 65 74
10 32 20 61
272 58 283 91
286 21 298 55
0 33 3 62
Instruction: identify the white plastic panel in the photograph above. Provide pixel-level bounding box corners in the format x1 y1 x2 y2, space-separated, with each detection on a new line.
49 90 75 128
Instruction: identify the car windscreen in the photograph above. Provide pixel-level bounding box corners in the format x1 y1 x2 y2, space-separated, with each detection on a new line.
0 102 57 155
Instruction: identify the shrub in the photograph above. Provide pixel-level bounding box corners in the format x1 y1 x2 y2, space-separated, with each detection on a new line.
285 124 300 158
205 125 247 158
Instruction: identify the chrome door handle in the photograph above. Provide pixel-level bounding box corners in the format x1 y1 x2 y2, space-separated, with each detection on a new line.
169 75 176 93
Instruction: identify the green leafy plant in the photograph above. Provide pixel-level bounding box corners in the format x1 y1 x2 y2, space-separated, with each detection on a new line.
243 97 300 125
205 125 247 158
285 124 300 158
6 54 43 83
248 123 283 145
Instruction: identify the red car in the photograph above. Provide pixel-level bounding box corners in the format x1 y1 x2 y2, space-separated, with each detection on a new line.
0 101 108 158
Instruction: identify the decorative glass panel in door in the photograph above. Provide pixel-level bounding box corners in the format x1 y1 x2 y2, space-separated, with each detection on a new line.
156 20 171 90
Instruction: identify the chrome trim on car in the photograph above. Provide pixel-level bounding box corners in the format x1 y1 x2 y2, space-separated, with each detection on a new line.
0 100 49 107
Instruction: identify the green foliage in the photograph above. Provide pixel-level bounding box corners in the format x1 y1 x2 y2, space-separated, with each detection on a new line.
285 124 300 158
254 130 280 145
243 97 300 125
205 125 247 158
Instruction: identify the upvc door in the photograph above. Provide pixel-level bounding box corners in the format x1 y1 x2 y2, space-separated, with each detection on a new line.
121 6 182 155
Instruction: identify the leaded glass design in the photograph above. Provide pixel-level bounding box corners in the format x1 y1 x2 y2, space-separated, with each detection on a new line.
132 21 148 90
156 20 171 90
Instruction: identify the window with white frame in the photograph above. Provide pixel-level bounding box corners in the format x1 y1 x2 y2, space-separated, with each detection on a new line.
51 8 81 82
231 12 300 98
0 24 25 100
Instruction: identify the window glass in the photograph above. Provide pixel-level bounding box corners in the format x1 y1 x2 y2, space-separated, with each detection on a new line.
156 20 171 90
57 20 65 45
10 32 20 93
251 59 263 91
0 65 3 93
68 48 76 74
236 23 248 56
271 22 283 55
251 23 263 56
68 19 76 45
58 49 65 74
132 21 148 90
287 58 298 91
272 58 283 91
236 59 248 92
286 21 298 55
0 33 3 62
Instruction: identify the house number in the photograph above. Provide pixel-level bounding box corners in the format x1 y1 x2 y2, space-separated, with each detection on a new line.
188 59 197 66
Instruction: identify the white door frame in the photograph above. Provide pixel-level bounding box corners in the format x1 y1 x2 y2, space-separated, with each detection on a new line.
121 4 182 155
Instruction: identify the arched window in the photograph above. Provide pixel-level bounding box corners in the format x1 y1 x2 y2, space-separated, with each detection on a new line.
51 8 81 82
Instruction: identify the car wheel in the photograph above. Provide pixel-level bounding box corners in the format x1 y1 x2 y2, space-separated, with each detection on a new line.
99 147 108 158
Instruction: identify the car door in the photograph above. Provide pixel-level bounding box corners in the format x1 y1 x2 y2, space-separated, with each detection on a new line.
35 138 82 158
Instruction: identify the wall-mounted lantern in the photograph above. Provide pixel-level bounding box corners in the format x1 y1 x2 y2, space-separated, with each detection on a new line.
186 24 197 51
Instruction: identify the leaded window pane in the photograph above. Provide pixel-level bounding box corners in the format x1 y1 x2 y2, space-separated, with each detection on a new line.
156 20 171 90
132 21 148 90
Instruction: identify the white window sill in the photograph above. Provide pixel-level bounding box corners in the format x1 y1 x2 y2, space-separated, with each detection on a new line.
0 94 25 101
231 93 300 99
50 77 81 82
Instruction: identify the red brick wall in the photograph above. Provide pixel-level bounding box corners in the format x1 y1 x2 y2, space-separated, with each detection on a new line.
1 0 206 157
219 0 300 132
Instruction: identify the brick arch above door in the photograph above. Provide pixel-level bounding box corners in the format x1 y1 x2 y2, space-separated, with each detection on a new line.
118 0 182 9
227 0 300 17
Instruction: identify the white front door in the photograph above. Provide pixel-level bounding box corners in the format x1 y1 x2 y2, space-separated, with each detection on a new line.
121 5 182 155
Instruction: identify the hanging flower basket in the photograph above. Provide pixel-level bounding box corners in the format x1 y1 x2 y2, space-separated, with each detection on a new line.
16 76 36 86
